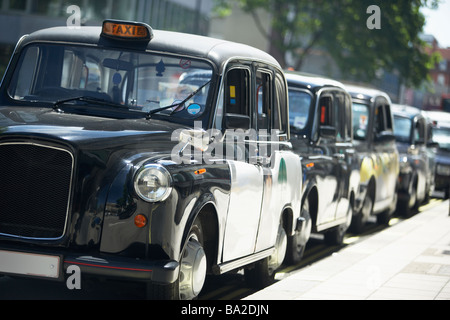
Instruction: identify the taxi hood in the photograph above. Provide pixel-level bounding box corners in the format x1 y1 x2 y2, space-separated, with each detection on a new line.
0 106 189 152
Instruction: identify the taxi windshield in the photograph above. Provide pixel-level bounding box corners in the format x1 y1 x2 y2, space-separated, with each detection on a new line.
7 43 213 119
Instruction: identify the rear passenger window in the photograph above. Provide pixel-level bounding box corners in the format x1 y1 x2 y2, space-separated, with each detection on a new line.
334 91 347 142
256 70 271 130
274 72 287 136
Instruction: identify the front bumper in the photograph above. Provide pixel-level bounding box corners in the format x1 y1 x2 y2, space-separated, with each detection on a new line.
0 246 179 285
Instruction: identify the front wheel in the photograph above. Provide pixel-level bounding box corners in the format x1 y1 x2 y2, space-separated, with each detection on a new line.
286 199 312 264
146 217 207 300
324 201 353 245
351 191 373 234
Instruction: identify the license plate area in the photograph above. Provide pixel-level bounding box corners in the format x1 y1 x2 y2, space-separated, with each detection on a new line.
0 250 61 280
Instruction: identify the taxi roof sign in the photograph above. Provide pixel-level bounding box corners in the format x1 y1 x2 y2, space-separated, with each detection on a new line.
101 20 153 42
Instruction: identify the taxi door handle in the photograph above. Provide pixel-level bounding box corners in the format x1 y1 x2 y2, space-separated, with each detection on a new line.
250 155 271 165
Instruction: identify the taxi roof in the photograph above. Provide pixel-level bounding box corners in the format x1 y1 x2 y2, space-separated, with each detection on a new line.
391 104 423 119
285 71 347 91
344 83 391 103
425 110 450 128
19 25 281 73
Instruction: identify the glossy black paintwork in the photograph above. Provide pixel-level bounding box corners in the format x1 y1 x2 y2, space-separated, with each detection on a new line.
0 105 229 253
286 72 359 234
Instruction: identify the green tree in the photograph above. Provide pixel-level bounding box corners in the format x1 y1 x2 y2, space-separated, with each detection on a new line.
214 0 441 87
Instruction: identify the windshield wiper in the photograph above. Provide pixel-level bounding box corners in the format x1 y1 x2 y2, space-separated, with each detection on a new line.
146 80 211 119
53 96 129 112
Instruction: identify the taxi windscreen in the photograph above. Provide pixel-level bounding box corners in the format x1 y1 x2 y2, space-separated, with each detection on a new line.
7 43 213 118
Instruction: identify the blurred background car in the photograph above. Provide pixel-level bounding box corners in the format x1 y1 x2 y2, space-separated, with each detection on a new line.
392 104 436 216
426 111 450 199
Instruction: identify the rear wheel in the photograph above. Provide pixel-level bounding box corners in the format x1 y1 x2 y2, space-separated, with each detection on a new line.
146 217 207 300
245 222 287 289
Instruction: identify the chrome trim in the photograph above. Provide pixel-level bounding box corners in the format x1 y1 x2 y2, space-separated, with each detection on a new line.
213 247 275 275
0 142 75 241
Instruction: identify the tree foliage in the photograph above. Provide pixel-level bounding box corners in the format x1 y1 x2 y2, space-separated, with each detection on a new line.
213 0 441 88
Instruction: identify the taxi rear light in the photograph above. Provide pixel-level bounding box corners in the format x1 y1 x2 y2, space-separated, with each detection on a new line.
101 20 153 42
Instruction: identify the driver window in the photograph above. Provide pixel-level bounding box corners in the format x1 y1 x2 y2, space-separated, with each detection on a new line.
223 67 251 130
414 119 425 144
319 95 333 126
374 105 385 134
225 68 249 116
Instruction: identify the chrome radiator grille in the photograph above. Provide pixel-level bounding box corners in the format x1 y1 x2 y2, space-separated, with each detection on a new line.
0 143 74 240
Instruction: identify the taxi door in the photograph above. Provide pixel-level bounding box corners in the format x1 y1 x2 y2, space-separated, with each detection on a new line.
314 90 341 226
219 66 266 262
372 101 398 210
253 68 290 252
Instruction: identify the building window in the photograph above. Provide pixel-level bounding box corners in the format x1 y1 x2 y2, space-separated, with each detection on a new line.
437 74 445 86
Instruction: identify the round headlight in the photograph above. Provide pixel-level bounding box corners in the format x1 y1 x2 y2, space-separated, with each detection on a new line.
134 164 172 202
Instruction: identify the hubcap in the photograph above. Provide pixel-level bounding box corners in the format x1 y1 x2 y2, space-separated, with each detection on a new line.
179 237 207 300
268 225 287 274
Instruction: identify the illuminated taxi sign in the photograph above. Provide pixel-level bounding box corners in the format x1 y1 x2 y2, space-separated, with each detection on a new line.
101 20 153 42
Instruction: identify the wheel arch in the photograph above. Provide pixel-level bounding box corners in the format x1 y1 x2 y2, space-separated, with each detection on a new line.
303 185 318 232
184 201 219 274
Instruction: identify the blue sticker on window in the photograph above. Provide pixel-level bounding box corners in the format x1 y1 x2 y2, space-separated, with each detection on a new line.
187 104 201 115
230 98 236 105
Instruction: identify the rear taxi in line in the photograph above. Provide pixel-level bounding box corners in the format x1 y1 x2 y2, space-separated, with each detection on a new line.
345 85 399 232
285 72 360 262
392 104 436 216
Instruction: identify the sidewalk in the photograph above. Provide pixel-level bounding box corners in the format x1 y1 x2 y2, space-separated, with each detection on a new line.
245 199 450 300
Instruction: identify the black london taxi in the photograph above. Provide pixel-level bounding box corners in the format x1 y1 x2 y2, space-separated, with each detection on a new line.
392 104 436 216
426 111 450 198
345 85 399 232
0 20 302 299
285 71 360 261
